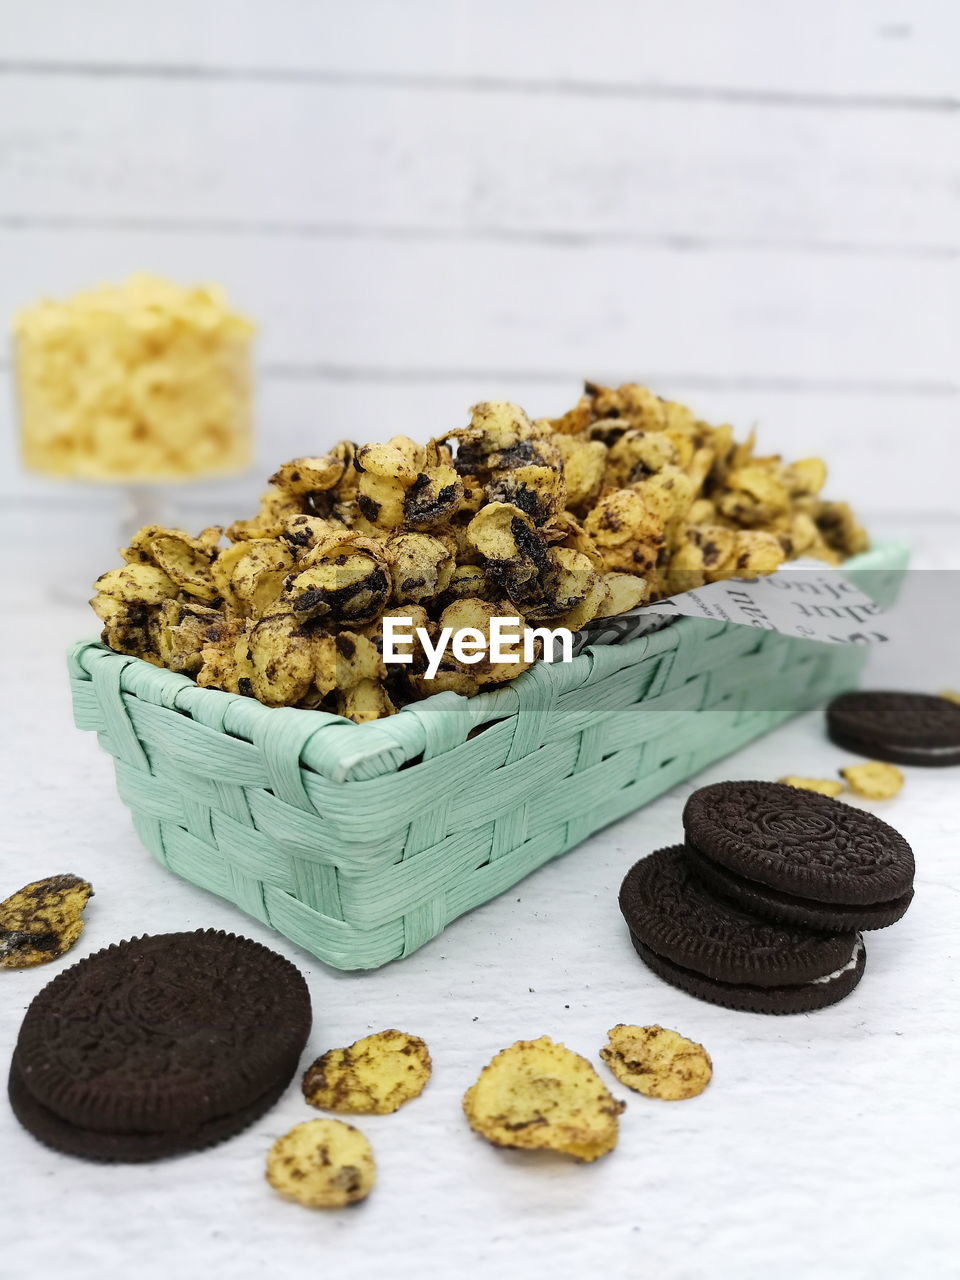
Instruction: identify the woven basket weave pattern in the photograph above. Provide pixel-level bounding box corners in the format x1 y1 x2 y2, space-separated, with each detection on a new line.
70 544 907 969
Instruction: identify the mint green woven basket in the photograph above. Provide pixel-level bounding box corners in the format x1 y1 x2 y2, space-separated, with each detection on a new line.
69 543 907 970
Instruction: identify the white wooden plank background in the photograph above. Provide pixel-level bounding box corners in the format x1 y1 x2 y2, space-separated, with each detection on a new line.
4 1 958 98
1 78 955 248
1 0 956 525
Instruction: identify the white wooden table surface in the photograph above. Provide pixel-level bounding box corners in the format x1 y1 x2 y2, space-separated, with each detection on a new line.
2 516 958 1280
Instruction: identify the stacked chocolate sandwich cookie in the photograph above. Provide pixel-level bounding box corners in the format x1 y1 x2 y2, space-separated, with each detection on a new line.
9 929 311 1161
683 780 916 932
620 781 915 1014
827 690 960 767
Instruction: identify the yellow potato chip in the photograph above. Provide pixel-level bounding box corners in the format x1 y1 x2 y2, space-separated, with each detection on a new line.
402 463 465 528
437 598 532 685
455 400 539 457
840 761 904 800
605 428 678 487
93 563 178 605
156 599 224 675
600 1025 712 1101
552 434 607 508
462 1036 625 1162
248 613 316 707
778 776 846 799
315 632 384 699
727 529 786 577
717 465 790 527
509 547 598 622
270 454 346 495
266 1119 375 1208
283 550 390 627
196 619 254 694
783 457 827 497
486 462 567 525
338 677 396 723
466 502 540 575
582 488 664 576
814 501 869 558
357 470 408 529
0 874 93 969
90 593 163 666
555 573 611 631
302 1029 432 1115
356 438 424 484
387 533 454 604
939 690 960 706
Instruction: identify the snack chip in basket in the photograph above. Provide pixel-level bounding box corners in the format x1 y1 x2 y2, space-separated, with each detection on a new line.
600 1024 712 1100
462 1036 625 1162
89 383 867 722
266 1118 376 1208
302 1029 432 1115
0 874 93 969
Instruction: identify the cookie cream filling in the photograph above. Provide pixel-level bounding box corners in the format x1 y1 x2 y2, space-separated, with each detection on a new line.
809 936 863 985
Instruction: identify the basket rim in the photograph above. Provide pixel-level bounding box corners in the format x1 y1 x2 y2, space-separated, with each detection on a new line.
70 541 908 783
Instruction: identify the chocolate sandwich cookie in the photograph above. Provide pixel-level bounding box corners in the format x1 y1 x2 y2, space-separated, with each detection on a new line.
7 1056 291 1163
10 929 311 1162
827 690 960 767
620 846 865 1014
682 839 912 932
682 780 914 931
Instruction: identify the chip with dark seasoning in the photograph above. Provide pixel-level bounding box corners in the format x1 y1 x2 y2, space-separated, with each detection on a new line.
0 875 93 969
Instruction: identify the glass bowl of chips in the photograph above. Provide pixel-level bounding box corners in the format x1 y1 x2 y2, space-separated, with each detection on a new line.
13 273 254 485
13 273 255 596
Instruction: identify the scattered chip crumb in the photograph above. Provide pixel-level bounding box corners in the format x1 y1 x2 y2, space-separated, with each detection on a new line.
600 1025 712 1101
840 761 904 800
939 690 960 706
462 1035 625 1162
266 1118 375 1208
0 874 93 969
778 775 845 798
302 1029 431 1115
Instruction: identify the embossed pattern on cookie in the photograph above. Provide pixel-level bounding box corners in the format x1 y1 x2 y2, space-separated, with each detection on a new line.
683 780 914 906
